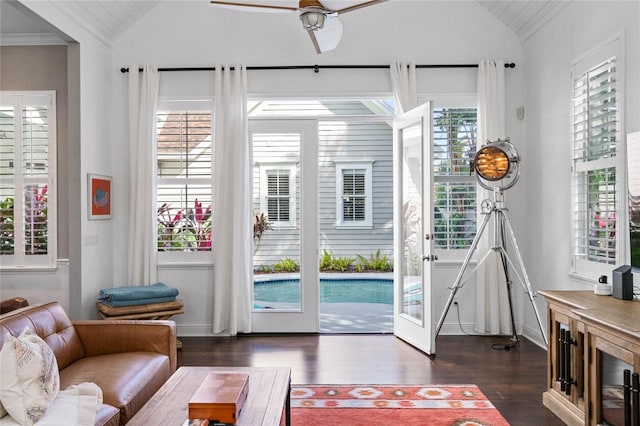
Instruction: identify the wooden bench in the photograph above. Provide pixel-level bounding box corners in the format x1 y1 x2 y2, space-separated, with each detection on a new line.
97 298 184 348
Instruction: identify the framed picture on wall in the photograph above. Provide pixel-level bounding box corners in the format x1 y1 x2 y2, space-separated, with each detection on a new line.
88 174 112 220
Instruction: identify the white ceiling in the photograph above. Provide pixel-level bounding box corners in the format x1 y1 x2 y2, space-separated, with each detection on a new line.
475 0 569 41
0 0 569 46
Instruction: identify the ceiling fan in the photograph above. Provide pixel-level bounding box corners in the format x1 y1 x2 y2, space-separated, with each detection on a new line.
209 0 388 54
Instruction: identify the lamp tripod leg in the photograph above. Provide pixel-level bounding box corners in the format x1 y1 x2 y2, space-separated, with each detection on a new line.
497 244 519 344
435 209 492 338
500 210 549 346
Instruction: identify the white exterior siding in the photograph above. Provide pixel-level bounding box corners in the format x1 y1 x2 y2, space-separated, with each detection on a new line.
318 121 393 259
251 101 394 269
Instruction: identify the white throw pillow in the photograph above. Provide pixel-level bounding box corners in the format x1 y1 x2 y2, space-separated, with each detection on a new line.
0 326 60 425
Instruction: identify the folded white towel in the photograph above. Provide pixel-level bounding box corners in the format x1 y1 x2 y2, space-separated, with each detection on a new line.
0 383 102 426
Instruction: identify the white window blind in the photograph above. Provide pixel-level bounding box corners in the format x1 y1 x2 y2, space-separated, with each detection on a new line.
156 106 212 252
0 91 56 268
572 55 619 269
432 107 477 250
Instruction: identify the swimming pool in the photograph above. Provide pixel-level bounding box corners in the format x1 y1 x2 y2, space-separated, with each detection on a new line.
253 277 393 307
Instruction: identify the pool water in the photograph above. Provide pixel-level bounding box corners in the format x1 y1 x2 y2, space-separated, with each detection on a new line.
253 278 393 305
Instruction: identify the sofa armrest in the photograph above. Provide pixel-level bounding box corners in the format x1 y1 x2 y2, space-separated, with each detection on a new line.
72 320 177 372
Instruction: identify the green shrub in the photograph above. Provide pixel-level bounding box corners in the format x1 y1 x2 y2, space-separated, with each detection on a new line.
273 258 299 272
356 250 393 272
259 264 273 273
319 249 333 271
332 256 354 272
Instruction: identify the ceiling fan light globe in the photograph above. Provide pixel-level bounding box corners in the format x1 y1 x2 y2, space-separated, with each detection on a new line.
300 11 325 30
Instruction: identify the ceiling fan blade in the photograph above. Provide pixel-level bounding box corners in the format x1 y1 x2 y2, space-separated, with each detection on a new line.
210 1 298 12
312 16 343 53
332 0 388 15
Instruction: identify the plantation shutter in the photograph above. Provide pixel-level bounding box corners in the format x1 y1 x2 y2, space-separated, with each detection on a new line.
0 91 56 267
342 169 366 222
22 104 50 255
432 108 477 250
572 56 618 267
267 170 290 221
156 106 213 252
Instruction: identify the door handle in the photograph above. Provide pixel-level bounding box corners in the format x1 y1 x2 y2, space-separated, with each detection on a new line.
422 255 438 262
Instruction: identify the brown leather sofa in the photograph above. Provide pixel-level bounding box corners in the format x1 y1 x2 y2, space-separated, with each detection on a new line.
0 302 177 426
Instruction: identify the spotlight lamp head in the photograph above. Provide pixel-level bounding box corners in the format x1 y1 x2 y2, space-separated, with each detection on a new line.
472 138 520 191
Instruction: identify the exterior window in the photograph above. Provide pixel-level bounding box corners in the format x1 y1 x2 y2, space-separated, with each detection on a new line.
260 164 296 226
267 169 290 222
156 102 212 252
571 46 620 275
0 91 56 268
432 107 477 250
335 161 373 228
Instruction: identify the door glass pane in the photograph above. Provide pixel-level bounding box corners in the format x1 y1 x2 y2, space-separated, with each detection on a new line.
252 133 301 311
401 123 423 321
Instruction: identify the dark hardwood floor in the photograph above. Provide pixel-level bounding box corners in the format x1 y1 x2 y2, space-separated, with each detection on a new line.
177 333 564 425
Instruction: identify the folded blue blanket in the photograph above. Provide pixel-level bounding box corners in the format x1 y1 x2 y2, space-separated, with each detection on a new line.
98 296 178 307
99 282 179 302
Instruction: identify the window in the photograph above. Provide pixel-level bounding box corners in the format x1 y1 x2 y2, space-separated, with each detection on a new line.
267 169 290 222
259 164 296 227
432 106 478 251
0 91 56 268
156 101 212 252
335 161 373 228
571 41 622 276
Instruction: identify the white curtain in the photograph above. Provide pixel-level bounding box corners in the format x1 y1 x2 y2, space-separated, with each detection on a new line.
390 61 417 114
474 60 511 334
212 65 252 335
127 65 159 285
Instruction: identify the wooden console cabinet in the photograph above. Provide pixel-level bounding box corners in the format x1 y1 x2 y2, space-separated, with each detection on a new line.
539 291 640 426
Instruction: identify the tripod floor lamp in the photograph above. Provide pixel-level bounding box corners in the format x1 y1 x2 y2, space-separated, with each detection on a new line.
435 138 548 346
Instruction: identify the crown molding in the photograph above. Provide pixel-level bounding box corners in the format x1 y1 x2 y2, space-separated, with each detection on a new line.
1 32 67 46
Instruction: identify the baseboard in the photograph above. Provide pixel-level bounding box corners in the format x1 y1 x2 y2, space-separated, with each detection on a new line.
522 321 548 349
177 324 232 337
436 322 477 335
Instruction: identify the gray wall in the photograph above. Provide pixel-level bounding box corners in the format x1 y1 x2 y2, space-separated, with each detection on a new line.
0 45 68 259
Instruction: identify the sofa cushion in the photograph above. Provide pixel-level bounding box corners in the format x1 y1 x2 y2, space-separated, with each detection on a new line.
94 404 119 426
59 352 172 425
0 327 60 425
0 303 85 370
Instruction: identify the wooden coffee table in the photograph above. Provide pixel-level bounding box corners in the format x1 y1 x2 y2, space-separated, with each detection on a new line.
127 367 291 426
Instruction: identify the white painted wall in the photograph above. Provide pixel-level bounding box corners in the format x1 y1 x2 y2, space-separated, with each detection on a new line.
111 0 524 336
12 1 636 343
520 1 640 345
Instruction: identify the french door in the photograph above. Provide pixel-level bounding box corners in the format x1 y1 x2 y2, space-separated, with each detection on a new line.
393 103 436 354
250 119 319 332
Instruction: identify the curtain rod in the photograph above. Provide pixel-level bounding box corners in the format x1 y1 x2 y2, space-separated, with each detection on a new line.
120 63 515 74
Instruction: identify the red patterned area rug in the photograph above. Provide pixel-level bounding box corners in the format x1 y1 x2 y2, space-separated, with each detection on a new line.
288 384 509 426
